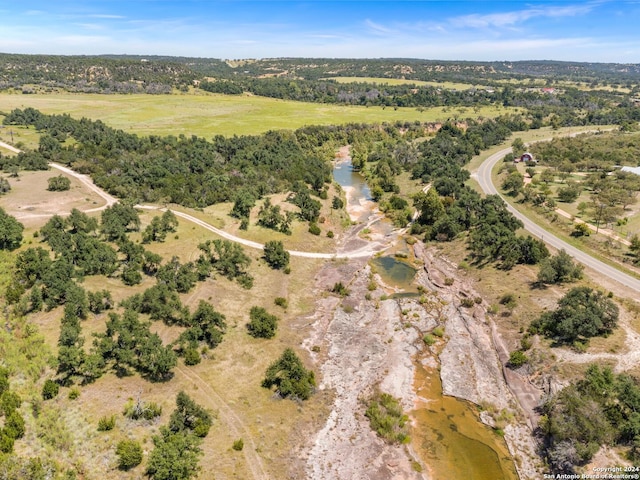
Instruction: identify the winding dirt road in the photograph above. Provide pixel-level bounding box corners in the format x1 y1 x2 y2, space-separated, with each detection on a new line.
0 139 389 259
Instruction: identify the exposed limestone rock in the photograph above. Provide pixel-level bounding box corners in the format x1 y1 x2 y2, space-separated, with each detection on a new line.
304 264 426 480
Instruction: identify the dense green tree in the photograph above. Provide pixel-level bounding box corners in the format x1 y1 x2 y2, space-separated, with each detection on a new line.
263 240 290 270
230 189 256 219
47 175 71 191
101 203 140 241
0 208 23 250
531 287 618 344
146 429 202 480
116 439 143 470
169 391 212 437
537 250 584 285
262 348 315 400
197 239 253 288
247 306 279 339
501 171 525 196
413 187 444 226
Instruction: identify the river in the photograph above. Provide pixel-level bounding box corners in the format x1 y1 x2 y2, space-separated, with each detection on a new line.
332 153 519 480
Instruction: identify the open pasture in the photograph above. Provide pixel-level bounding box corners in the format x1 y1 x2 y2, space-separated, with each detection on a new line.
0 91 508 139
325 76 484 90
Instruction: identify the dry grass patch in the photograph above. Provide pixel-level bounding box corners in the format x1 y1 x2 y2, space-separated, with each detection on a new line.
0 170 105 228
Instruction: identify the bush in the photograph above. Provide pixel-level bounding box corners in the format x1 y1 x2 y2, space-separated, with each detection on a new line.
184 348 201 366
331 282 349 297
423 334 436 346
365 392 410 444
97 415 116 431
116 439 143 470
41 379 59 400
68 388 80 400
308 223 321 235
508 351 529 368
262 348 315 400
274 297 288 308
327 230 334 238
47 175 71 191
432 327 444 337
247 306 279 339
460 297 475 308
232 439 244 451
123 398 163 421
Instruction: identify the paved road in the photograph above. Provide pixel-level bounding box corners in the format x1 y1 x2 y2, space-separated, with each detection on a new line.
476 146 640 293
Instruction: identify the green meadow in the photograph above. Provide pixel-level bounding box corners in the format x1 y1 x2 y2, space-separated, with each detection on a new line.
0 91 509 139
325 76 488 91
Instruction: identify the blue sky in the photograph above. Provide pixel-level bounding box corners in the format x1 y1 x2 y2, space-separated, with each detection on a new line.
1 1 639 62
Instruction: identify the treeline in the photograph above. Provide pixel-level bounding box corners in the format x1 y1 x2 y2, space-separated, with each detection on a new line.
3 108 333 208
352 117 549 269
4 55 640 93
0 53 196 94
201 77 498 108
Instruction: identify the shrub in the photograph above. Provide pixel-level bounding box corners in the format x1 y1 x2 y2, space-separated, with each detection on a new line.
274 297 288 308
68 388 80 400
460 298 475 308
423 334 436 346
123 398 162 421
41 379 59 400
326 230 334 238
365 392 410 444
331 282 349 297
432 327 444 337
97 415 116 431
232 439 244 451
184 348 201 366
247 306 279 339
308 223 321 235
508 351 529 368
116 439 143 470
262 348 315 400
47 175 71 192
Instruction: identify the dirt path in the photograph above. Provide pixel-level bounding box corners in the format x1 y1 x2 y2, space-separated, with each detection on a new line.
176 366 269 480
0 140 21 154
554 207 631 246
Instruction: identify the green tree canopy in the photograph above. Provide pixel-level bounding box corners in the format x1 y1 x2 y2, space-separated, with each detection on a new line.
0 208 23 250
262 348 315 400
531 287 618 344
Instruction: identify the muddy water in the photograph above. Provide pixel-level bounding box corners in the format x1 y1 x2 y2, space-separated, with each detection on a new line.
371 255 417 291
333 153 518 480
412 363 518 480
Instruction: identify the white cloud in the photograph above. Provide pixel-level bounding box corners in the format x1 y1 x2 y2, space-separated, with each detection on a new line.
88 14 125 19
450 4 594 29
364 19 395 35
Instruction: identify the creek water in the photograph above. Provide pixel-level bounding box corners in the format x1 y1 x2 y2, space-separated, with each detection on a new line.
332 154 519 480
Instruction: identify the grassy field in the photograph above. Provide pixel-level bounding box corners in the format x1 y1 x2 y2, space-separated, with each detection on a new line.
3 188 331 478
323 76 486 91
0 91 510 141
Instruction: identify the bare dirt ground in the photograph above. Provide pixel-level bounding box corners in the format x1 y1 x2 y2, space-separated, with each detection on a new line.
0 170 108 228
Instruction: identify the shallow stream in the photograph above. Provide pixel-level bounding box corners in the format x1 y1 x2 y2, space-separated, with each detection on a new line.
332 153 519 480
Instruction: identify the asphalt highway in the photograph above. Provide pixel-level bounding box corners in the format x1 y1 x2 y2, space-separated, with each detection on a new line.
476 146 640 293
